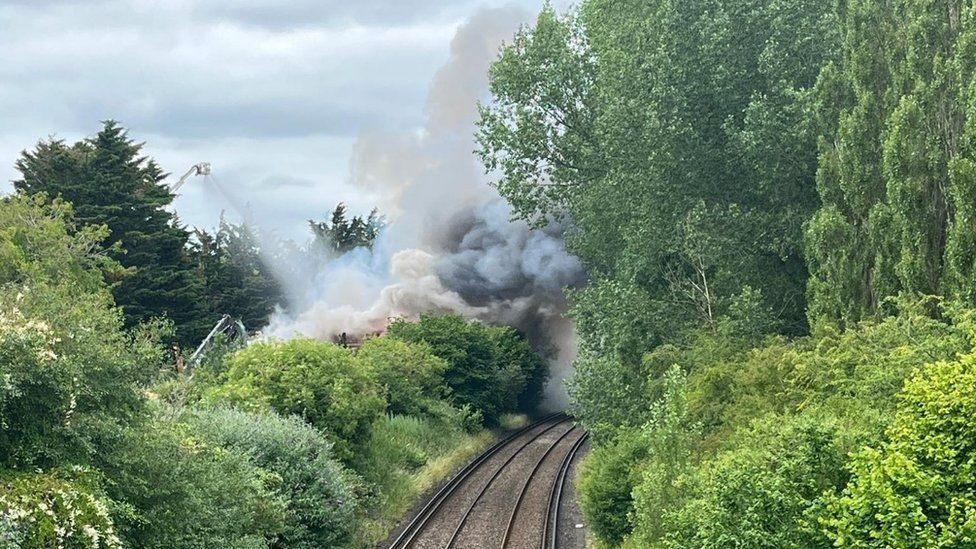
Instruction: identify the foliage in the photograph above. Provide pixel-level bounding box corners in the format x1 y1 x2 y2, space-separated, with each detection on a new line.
806 0 976 326
578 428 649 545
204 339 386 463
386 314 546 423
356 337 450 417
649 416 843 549
479 0 837 359
189 218 283 332
0 194 164 469
488 0 976 546
184 407 360 549
0 469 121 549
823 349 976 547
577 302 976 547
96 410 286 549
580 366 699 547
353 412 500 546
567 351 649 445
487 327 548 412
15 121 209 346
0 193 116 292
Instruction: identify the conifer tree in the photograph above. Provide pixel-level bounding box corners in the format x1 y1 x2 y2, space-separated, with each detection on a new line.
309 203 383 254
189 218 283 331
15 121 209 346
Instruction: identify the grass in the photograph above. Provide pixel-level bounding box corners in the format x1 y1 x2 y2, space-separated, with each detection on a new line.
354 412 529 546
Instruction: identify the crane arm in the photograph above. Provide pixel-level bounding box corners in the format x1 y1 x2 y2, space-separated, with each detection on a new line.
171 162 211 192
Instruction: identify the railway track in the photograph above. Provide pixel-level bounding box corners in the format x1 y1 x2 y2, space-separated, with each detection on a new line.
387 414 589 549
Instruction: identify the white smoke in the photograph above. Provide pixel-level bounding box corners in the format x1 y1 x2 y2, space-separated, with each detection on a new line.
263 6 584 409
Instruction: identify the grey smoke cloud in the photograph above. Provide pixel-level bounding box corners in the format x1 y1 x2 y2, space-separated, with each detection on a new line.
437 199 584 305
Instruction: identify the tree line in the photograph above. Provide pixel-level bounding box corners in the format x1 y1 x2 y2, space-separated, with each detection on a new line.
479 0 976 546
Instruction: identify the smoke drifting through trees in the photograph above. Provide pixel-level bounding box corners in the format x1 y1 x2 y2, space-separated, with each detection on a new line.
263 7 585 409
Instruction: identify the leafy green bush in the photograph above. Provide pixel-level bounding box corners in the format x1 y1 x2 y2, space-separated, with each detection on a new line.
387 314 545 423
0 193 115 293
184 407 360 549
568 351 650 444
824 349 976 547
488 327 548 412
580 366 699 547
0 469 120 548
356 337 449 416
0 286 165 469
577 303 976 547
647 416 844 548
97 412 286 549
204 339 385 462
578 428 648 545
0 194 164 469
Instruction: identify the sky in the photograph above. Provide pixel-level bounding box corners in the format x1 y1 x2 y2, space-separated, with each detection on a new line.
0 0 552 241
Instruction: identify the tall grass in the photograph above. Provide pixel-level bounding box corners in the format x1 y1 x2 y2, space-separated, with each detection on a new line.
355 412 528 546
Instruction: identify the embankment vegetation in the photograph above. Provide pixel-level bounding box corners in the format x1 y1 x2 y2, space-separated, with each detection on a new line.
479 0 976 546
0 189 543 547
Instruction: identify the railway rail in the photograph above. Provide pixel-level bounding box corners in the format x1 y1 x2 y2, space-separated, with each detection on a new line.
387 414 588 549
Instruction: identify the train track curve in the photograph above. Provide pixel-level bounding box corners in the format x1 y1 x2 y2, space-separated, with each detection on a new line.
387 414 589 549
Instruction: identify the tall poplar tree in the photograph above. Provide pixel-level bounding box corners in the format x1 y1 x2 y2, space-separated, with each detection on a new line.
806 0 976 326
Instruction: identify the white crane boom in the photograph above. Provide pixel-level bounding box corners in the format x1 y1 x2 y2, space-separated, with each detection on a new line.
171 162 211 192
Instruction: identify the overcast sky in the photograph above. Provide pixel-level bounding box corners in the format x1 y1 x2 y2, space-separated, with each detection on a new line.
0 0 552 240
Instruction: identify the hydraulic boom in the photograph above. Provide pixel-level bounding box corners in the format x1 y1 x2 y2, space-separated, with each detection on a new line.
171 162 211 192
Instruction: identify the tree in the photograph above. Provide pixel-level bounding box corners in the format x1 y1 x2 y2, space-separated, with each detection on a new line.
386 314 545 422
15 121 209 346
0 193 163 469
0 469 122 548
651 416 843 549
97 410 286 549
308 203 384 255
356 337 450 417
478 0 838 363
189 218 283 332
806 0 976 326
184 407 360 549
203 339 386 465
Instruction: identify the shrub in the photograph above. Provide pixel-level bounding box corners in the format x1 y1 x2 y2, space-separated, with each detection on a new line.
0 284 163 470
0 469 120 548
97 412 286 549
579 366 699 547
569 351 651 444
356 337 449 416
387 314 544 424
823 349 976 547
487 326 548 412
0 194 163 469
578 427 648 545
649 415 844 549
204 339 385 463
184 407 360 549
